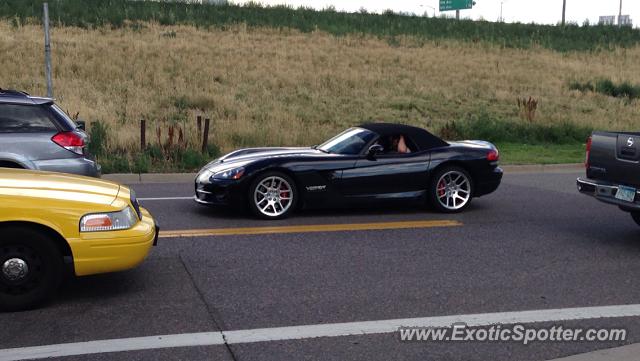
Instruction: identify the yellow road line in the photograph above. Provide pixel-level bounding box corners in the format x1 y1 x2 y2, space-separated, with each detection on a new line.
159 219 462 238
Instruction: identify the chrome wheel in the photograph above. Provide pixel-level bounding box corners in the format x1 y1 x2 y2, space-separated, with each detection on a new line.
2 258 29 282
436 170 471 211
254 176 294 217
0 243 43 295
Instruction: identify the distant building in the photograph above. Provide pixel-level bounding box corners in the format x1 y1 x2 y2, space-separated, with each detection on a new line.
599 15 632 27
619 15 633 27
599 16 615 25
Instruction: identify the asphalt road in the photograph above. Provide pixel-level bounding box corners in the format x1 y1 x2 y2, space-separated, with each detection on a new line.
2 170 640 361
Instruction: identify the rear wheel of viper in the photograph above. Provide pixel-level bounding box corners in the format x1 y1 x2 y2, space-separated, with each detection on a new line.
631 212 640 227
0 228 63 312
429 166 474 213
249 172 297 220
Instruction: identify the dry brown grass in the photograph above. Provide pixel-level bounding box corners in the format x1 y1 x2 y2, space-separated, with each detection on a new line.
2 20 640 153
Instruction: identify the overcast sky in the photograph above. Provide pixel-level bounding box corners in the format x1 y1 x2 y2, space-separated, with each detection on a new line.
233 0 638 26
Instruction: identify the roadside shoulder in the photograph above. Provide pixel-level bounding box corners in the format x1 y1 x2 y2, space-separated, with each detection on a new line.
104 173 197 184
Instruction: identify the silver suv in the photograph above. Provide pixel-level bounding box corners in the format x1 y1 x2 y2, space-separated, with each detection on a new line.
0 89 100 177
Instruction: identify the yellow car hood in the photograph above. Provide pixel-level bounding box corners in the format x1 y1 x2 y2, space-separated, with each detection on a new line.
0 168 120 205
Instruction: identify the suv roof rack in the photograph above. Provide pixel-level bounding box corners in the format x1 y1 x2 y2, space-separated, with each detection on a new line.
0 88 30 96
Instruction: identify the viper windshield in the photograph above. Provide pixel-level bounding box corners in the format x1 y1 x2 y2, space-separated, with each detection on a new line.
317 128 377 155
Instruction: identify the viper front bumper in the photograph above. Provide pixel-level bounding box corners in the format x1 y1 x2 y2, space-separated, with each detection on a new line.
194 178 246 207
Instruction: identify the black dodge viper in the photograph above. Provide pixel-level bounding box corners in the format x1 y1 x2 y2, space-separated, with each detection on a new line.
194 123 502 219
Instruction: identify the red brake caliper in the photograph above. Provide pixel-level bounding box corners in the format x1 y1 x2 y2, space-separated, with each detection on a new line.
438 180 445 197
280 184 289 203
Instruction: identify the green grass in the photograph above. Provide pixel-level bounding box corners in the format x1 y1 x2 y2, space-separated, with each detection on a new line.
3 0 640 51
439 115 592 144
98 149 216 174
88 121 218 174
569 78 640 100
496 143 585 165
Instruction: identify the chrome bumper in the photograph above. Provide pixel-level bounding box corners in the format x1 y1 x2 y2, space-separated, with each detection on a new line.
577 177 640 210
194 187 216 205
194 194 214 205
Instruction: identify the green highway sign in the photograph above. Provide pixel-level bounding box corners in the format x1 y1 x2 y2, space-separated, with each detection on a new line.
439 0 474 11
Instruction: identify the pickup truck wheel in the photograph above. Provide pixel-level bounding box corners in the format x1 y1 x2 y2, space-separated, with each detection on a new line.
429 166 474 213
631 212 640 227
0 228 63 312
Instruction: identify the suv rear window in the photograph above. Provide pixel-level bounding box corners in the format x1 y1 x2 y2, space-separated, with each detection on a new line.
50 104 77 131
0 104 58 133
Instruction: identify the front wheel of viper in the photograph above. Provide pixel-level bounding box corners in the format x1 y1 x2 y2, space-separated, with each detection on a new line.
429 166 474 213
0 227 63 312
248 171 298 220
631 212 640 227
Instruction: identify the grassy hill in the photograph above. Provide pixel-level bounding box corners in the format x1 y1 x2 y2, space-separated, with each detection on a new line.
4 0 640 52
2 1 640 171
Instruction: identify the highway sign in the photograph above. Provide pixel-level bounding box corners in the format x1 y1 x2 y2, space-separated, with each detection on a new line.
439 0 473 11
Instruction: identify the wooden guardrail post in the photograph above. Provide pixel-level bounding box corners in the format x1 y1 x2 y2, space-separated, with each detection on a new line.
197 115 202 141
202 118 210 154
140 119 146 151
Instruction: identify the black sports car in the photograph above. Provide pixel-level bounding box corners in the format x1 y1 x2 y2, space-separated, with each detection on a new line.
194 123 502 219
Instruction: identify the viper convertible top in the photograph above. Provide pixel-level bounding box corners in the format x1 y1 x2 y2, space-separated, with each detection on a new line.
359 123 449 151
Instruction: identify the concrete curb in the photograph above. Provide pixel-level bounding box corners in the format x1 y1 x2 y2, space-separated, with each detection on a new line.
546 343 640 361
102 164 583 184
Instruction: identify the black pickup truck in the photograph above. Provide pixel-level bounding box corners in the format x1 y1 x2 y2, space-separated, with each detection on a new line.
577 131 640 226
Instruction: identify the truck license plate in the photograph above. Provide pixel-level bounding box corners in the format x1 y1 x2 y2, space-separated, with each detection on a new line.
615 185 637 203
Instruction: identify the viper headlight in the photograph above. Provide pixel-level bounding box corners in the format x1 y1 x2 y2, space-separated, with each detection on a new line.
213 166 245 180
80 207 138 232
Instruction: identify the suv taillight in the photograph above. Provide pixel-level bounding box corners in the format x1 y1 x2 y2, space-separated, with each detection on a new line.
585 136 592 169
52 132 85 155
487 149 499 162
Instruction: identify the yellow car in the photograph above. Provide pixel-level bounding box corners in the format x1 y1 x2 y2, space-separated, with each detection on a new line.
0 168 158 311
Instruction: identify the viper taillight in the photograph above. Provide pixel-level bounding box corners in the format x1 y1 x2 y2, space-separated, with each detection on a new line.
52 132 85 155
585 136 592 169
487 149 499 162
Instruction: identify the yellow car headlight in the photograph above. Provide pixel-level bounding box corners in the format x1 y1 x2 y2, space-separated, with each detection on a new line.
80 207 138 232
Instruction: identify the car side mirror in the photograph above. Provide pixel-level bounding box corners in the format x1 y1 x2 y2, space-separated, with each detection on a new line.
76 120 86 131
367 144 384 159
